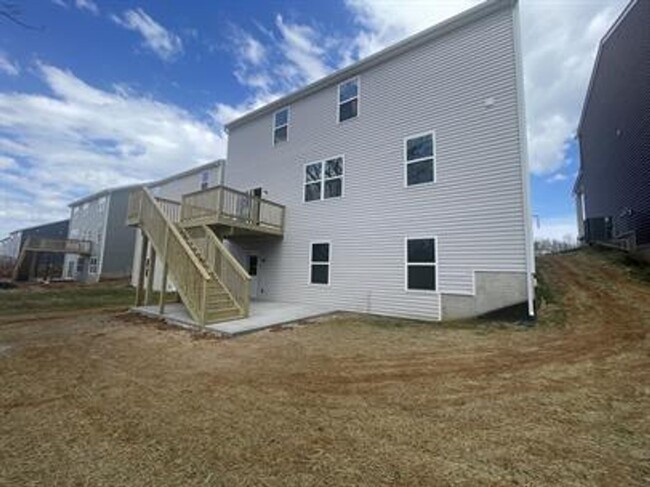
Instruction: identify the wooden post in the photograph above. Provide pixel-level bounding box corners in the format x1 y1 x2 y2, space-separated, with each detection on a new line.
28 252 37 281
158 227 169 315
158 262 168 315
135 232 149 306
144 244 156 306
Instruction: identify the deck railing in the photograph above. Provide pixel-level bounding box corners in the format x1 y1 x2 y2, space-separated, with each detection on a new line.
23 237 93 254
181 186 285 234
185 225 251 316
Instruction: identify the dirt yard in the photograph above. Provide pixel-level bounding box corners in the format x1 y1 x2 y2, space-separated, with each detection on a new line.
1 249 649 486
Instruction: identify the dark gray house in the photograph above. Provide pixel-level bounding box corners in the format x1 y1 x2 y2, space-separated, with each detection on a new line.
0 220 70 280
574 0 649 251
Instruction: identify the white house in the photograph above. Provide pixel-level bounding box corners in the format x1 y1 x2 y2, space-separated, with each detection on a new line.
128 0 534 325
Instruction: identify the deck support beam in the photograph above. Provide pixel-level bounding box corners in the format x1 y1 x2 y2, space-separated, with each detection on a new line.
144 244 156 306
135 232 149 306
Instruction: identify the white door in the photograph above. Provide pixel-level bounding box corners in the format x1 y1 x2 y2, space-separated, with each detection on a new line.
248 255 259 299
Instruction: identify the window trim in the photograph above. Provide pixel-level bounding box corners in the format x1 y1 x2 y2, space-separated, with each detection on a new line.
273 106 290 146
337 76 360 124
404 236 438 293
303 155 345 202
308 240 331 286
403 130 436 187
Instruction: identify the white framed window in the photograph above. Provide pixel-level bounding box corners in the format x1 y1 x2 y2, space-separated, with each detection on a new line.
200 171 209 190
405 237 437 291
338 77 359 122
66 260 75 278
309 242 330 285
89 257 98 275
304 156 344 202
273 107 289 145
404 131 435 186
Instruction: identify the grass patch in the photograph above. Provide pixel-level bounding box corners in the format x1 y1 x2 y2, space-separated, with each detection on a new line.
0 282 135 316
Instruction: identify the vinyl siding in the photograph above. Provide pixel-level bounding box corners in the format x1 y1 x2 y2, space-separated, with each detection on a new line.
579 0 650 245
225 5 527 320
101 189 136 278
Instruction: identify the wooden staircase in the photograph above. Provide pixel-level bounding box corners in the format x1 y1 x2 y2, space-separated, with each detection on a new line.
127 187 250 326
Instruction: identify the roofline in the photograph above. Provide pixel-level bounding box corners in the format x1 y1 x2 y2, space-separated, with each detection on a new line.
225 0 516 131
147 159 224 189
10 218 70 235
577 0 638 136
69 183 144 208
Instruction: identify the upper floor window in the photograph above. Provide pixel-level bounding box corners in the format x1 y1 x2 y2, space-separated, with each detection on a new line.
304 156 344 202
405 132 435 186
406 237 437 291
338 77 359 122
200 171 209 190
273 107 289 145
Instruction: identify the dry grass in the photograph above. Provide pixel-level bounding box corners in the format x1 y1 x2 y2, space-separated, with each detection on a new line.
1 249 649 486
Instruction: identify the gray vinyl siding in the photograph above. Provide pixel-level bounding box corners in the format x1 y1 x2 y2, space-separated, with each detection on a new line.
226 5 526 320
101 188 136 278
578 0 650 245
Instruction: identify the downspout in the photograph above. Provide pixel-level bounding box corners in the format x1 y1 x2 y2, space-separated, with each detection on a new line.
512 0 536 317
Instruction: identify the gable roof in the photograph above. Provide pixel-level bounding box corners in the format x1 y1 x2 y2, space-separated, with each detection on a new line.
148 159 224 189
225 0 516 131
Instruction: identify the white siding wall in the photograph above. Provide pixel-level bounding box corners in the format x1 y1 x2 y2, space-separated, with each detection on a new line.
226 7 527 320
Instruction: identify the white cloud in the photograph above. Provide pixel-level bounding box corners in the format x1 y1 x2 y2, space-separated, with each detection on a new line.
75 0 98 15
533 214 577 242
546 172 568 183
112 8 183 62
0 52 20 76
0 63 225 237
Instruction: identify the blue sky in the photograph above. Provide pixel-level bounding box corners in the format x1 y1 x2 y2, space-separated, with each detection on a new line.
0 0 627 240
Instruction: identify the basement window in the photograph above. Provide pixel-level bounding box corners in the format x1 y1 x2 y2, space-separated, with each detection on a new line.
304 156 344 202
338 77 359 122
273 107 289 145
310 242 330 285
405 132 435 186
406 237 437 291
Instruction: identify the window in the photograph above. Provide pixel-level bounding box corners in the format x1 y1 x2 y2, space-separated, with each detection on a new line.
304 156 344 202
310 242 330 285
200 171 209 190
273 107 289 145
67 260 75 278
76 258 85 274
405 132 435 186
406 238 437 291
248 255 258 276
338 77 358 122
89 257 98 274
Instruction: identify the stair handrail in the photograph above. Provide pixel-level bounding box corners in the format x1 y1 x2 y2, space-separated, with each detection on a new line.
139 187 210 281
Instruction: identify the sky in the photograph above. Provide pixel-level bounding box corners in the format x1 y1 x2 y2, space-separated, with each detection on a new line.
0 0 629 241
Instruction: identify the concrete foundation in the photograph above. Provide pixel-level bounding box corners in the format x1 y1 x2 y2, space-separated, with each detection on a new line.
441 271 528 320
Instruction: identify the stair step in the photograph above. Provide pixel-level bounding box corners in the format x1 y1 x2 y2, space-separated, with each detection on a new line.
206 307 242 322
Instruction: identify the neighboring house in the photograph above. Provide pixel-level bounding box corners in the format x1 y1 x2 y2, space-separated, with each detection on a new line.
574 0 649 250
130 161 224 291
0 220 70 280
128 0 533 325
63 185 140 282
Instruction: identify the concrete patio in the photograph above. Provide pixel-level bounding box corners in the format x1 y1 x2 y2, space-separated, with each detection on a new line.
132 300 337 336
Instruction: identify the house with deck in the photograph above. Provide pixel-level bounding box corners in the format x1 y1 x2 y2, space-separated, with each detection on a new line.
127 0 534 326
574 0 649 254
1 220 74 281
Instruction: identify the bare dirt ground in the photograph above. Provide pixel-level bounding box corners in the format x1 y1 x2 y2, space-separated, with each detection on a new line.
1 249 649 486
